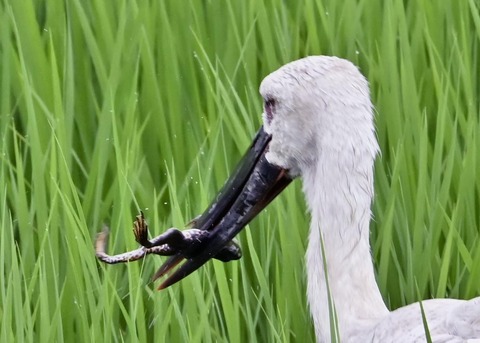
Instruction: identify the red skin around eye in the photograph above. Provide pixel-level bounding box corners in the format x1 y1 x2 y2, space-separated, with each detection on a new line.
265 99 275 124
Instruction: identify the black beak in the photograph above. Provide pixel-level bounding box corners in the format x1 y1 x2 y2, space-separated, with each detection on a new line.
155 126 293 289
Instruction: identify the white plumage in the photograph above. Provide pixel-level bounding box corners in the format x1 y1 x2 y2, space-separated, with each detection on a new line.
259 56 480 342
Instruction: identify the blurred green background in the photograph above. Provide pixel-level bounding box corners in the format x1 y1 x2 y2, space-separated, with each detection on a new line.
1 0 479 342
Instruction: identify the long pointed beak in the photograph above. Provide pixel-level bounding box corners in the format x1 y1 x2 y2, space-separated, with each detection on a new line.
156 126 292 289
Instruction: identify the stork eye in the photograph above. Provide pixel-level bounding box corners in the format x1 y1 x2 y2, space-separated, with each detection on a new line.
264 98 276 124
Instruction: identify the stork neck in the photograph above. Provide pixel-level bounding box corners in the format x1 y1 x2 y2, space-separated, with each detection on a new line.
302 148 388 342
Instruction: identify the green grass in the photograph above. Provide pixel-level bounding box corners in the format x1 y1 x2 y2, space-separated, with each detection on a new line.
1 0 479 342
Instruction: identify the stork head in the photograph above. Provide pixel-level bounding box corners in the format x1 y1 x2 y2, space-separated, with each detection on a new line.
156 56 377 289
260 56 377 177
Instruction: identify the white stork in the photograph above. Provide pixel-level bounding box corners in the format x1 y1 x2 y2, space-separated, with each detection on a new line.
96 56 480 342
